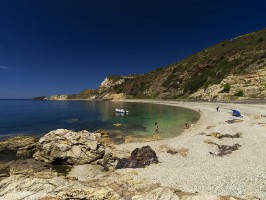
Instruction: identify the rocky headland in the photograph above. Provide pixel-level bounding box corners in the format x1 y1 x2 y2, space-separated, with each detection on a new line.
45 29 266 101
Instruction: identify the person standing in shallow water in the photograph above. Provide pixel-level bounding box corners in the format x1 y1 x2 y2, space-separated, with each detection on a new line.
184 123 190 129
154 122 159 133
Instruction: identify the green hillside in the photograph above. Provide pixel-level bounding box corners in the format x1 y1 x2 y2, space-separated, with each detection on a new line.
51 28 266 100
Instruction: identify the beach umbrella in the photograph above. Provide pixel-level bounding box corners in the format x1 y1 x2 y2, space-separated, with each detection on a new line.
232 110 241 117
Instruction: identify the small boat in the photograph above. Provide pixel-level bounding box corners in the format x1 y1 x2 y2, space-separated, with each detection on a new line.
115 108 129 113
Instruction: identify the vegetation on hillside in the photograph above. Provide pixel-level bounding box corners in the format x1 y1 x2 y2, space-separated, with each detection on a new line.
54 28 266 100
108 28 265 99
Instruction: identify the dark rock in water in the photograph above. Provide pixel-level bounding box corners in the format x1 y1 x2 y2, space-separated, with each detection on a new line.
116 146 159 169
0 136 37 158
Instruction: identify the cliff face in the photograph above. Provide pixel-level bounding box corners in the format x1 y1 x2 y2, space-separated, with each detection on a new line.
48 28 266 101
99 76 126 92
191 68 266 100
49 95 68 100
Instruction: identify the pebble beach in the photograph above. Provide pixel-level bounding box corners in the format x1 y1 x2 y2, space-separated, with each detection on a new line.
116 100 266 199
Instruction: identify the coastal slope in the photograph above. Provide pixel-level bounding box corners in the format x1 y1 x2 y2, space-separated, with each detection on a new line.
48 28 266 101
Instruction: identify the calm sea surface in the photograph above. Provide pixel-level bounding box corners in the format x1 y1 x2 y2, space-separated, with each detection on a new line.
0 100 199 140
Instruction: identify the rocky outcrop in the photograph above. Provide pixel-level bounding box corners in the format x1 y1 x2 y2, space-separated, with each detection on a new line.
0 171 243 200
191 68 266 100
67 89 99 100
99 76 125 91
101 92 128 100
49 95 68 100
0 158 54 181
33 129 105 165
0 136 37 157
99 75 138 91
0 134 245 200
0 174 69 200
116 146 159 169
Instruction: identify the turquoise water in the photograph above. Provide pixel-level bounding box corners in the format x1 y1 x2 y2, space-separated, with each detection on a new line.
0 100 199 139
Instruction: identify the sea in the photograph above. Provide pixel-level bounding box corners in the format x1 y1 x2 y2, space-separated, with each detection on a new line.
0 100 199 141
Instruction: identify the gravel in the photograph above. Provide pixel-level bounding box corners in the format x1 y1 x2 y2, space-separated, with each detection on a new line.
116 101 266 199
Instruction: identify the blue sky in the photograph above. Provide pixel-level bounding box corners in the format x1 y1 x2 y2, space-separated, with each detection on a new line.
0 0 265 98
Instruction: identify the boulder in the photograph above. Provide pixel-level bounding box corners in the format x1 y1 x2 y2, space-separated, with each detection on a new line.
116 145 159 169
33 129 105 165
0 136 37 157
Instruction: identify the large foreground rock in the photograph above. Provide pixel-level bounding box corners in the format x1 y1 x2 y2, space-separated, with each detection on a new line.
33 129 105 165
0 136 37 157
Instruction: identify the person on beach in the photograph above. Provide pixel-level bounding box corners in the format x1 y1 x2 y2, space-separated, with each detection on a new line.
184 123 190 129
154 122 159 133
216 106 219 112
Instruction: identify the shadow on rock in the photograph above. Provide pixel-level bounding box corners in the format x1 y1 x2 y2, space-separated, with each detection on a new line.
0 136 37 159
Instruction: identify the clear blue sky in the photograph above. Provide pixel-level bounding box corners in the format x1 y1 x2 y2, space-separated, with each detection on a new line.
0 0 265 99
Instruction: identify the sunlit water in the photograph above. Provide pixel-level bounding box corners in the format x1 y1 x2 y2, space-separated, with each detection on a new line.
0 100 199 140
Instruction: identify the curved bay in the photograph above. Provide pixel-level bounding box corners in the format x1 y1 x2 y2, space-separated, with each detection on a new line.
0 100 199 140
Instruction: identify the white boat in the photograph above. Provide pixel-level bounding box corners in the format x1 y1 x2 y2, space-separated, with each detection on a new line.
115 108 129 113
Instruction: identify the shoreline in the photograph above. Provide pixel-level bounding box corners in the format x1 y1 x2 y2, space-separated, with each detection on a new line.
114 100 266 199
0 99 199 142
1 100 265 199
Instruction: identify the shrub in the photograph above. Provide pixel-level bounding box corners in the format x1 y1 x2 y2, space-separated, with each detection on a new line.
221 83 231 93
261 83 266 88
258 37 263 42
234 90 244 96
256 60 264 64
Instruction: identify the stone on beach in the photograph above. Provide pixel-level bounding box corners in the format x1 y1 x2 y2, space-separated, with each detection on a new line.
206 132 242 139
159 144 189 157
116 145 159 169
33 129 105 165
